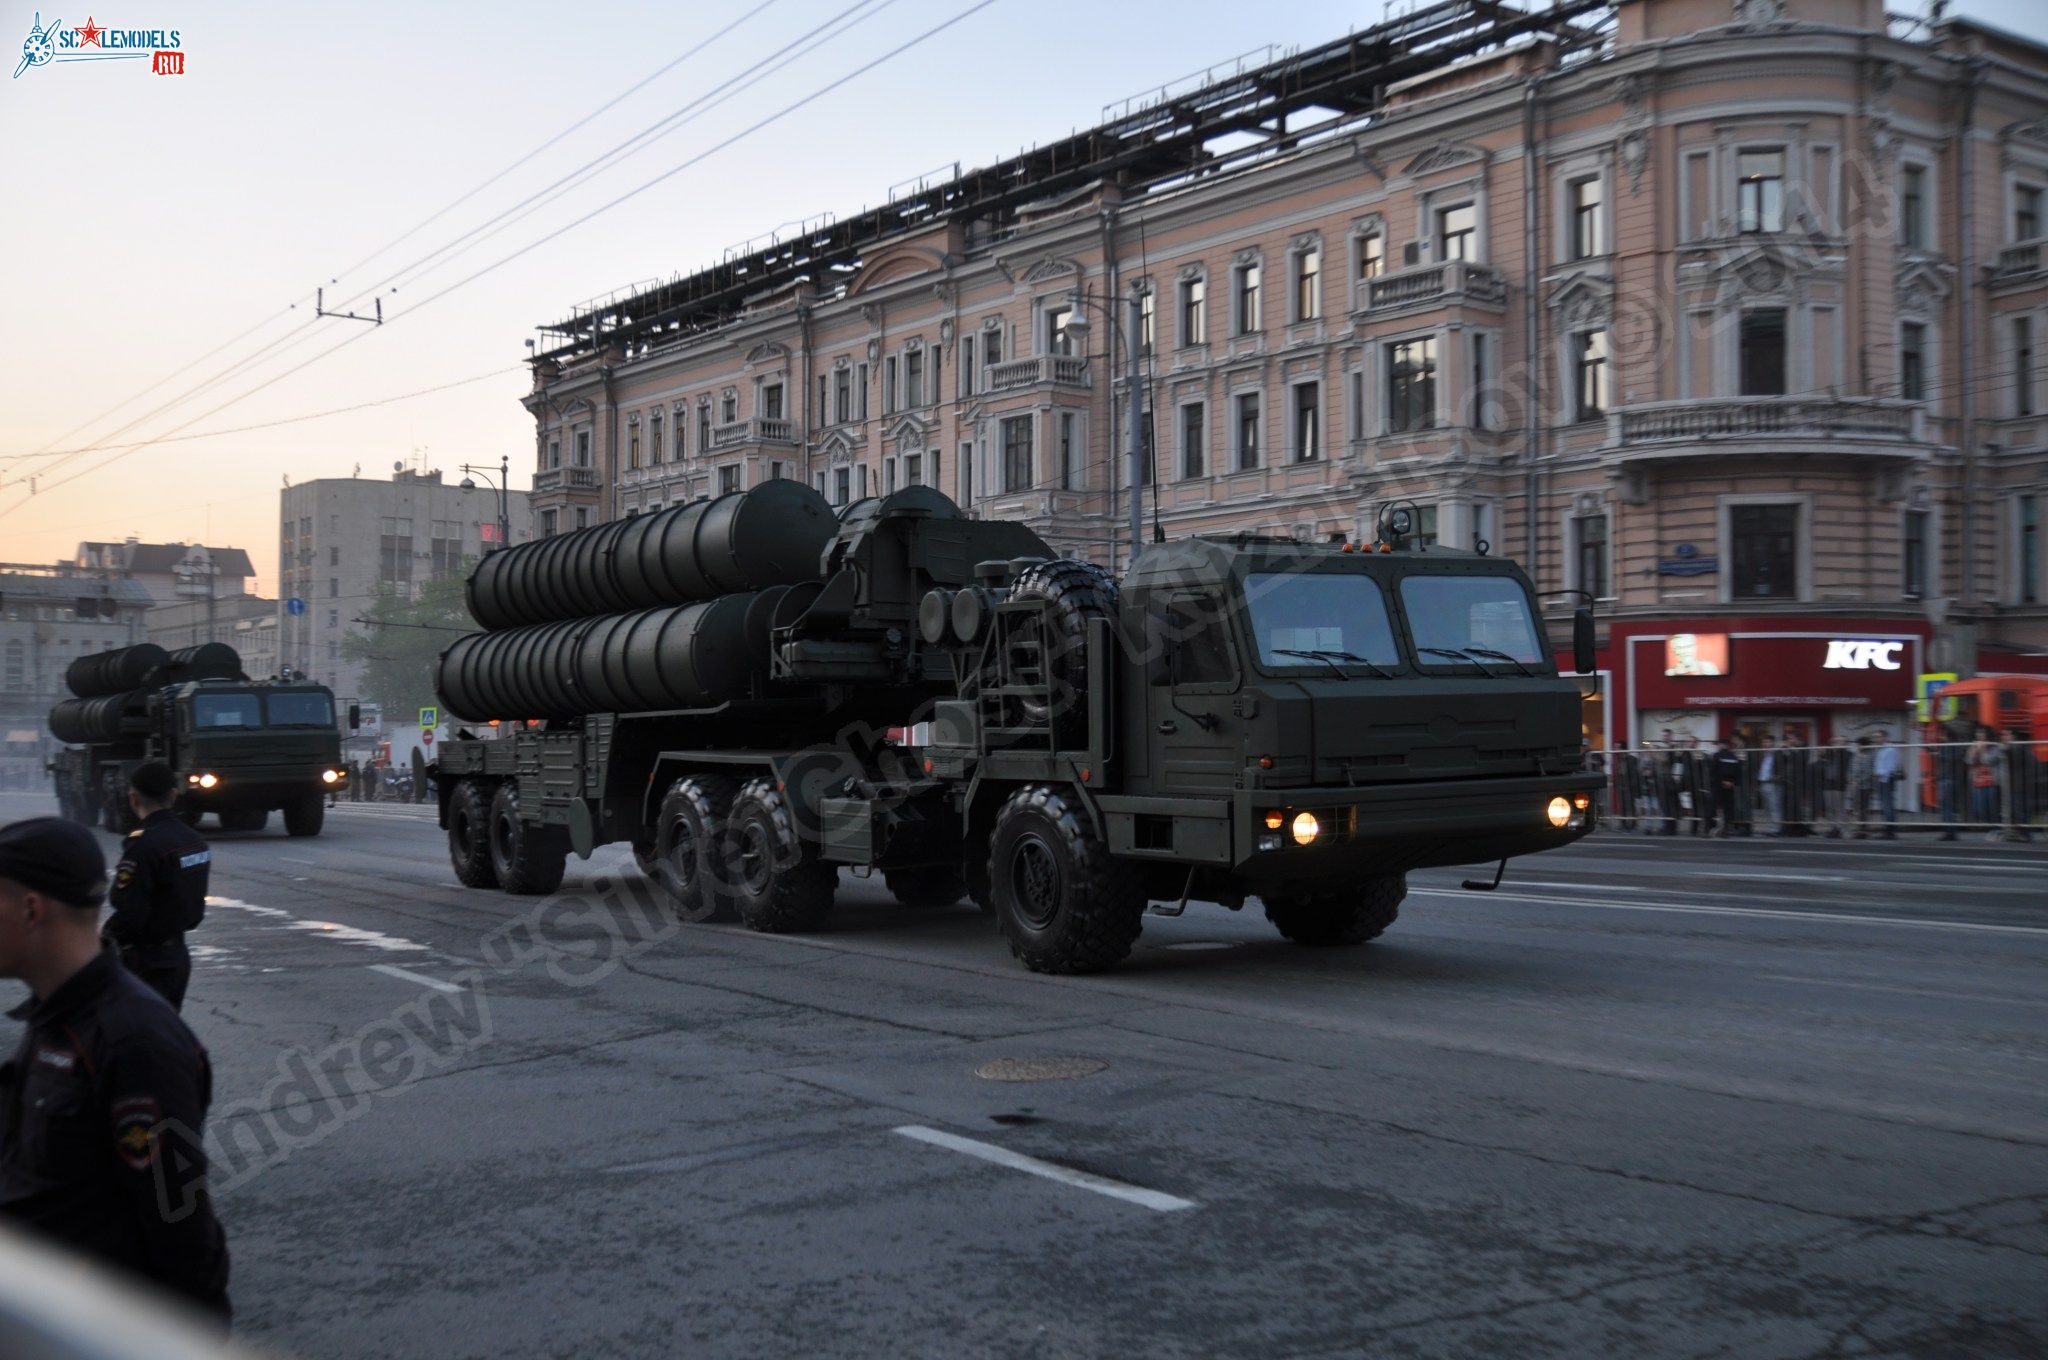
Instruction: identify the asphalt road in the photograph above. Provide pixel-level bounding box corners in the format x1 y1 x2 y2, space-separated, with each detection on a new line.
2 788 2044 1360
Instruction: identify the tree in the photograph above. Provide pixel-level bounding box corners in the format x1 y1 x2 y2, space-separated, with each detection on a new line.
340 573 473 723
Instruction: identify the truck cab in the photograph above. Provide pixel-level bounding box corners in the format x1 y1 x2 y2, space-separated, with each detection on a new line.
164 679 348 833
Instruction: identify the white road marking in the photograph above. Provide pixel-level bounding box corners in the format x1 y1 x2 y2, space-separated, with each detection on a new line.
1410 887 2048 937
894 1125 1196 1212
280 856 321 866
367 963 464 994
206 896 430 952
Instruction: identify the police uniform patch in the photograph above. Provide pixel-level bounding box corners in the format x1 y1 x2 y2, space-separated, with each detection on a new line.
114 862 135 887
110 1095 162 1171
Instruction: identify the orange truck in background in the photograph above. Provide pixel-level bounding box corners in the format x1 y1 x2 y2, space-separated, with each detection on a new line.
1919 676 2048 807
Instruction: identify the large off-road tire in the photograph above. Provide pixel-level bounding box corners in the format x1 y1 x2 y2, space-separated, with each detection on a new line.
884 864 967 909
1003 559 1118 730
721 778 835 933
283 793 326 838
219 807 267 833
447 779 498 888
654 774 738 923
1262 875 1405 946
988 785 1145 974
488 782 567 896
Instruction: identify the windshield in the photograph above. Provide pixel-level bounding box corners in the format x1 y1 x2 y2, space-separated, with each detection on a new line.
192 693 263 729
1399 575 1547 666
266 691 334 726
1244 571 1401 669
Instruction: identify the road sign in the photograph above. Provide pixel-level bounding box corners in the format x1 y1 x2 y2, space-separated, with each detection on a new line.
421 729 435 748
419 706 439 728
1916 672 1957 721
286 597 306 616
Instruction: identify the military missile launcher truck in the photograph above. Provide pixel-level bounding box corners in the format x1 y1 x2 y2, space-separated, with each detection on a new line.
429 482 1601 974
50 641 351 835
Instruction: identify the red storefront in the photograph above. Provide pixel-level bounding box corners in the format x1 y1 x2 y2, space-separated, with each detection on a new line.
1563 616 1931 752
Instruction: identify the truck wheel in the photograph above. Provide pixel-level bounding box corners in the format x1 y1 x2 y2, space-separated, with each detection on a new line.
220 808 268 833
447 780 498 888
283 793 326 837
1262 875 1405 946
721 778 834 933
1003 560 1117 730
884 865 967 909
989 785 1145 974
488 782 567 896
654 774 738 923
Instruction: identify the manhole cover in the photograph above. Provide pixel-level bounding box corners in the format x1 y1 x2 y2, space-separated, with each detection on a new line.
975 1056 1108 1083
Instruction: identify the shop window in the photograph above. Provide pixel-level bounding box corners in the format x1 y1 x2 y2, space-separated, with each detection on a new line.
1729 503 1800 599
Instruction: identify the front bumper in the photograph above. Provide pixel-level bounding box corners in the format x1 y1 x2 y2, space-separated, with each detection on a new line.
1233 772 1604 884
181 766 346 808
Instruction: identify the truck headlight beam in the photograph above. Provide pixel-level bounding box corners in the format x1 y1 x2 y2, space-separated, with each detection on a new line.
1290 811 1320 846
1546 796 1571 828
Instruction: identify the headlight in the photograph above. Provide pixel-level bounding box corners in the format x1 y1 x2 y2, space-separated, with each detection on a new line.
321 768 341 784
1546 796 1571 828
1291 811 1320 846
196 772 219 790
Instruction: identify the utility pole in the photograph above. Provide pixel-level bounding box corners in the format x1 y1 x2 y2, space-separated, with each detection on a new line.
1127 284 1146 568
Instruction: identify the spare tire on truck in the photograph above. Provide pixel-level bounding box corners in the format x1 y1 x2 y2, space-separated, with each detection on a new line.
1000 559 1117 734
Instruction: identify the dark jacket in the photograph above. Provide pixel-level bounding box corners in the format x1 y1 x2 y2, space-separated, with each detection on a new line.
106 810 210 948
1710 749 1745 787
0 952 231 1316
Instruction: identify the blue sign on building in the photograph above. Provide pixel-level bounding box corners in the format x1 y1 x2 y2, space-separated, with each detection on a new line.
1656 543 1718 577
286 597 306 616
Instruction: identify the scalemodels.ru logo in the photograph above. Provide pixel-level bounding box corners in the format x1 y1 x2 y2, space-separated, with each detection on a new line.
14 12 185 78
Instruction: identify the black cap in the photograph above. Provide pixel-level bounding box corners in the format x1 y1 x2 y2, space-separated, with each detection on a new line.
0 817 107 910
131 760 177 801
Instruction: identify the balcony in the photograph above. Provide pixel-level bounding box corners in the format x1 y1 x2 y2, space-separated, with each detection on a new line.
710 417 796 450
532 466 598 495
1356 259 1507 316
985 354 1091 393
1992 237 2045 283
1606 396 1929 463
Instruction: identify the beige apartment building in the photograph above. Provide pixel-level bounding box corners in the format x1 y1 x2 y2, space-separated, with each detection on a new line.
525 0 2048 750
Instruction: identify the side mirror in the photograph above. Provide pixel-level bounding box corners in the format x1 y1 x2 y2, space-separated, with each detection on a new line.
1572 608 1596 676
348 703 362 731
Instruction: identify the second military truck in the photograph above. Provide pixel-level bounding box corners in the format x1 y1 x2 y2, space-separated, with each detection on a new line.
51 641 350 835
429 482 1601 974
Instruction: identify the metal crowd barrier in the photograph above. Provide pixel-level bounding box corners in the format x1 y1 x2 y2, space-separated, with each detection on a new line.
1587 740 2045 841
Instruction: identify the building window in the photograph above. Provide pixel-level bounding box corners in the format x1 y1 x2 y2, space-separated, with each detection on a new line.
904 350 925 408
903 453 921 487
720 391 738 424
1900 322 1926 402
539 509 558 537
2022 494 2041 604
1903 509 1929 600
1235 392 1261 471
834 368 853 424
1292 382 1320 462
627 423 640 470
1235 262 1261 335
1729 503 1800 599
698 404 711 454
1137 288 1155 354
575 507 589 530
718 465 741 495
1470 333 1490 430
574 431 591 466
856 363 870 419
2017 184 2043 242
884 357 899 413
1045 304 1075 357
547 439 561 469
959 336 976 397
2018 317 2037 418
1357 232 1384 282
762 383 785 421
1294 247 1320 322
1900 165 1926 250
1573 513 1610 599
329 578 339 598
649 412 664 462
768 461 784 481
1414 506 1440 549
1179 276 1206 346
1568 176 1604 260
1056 412 1079 490
833 467 851 505
1573 331 1610 421
884 459 897 494
1437 203 1476 261
1387 337 1438 432
1739 309 1787 396
1180 403 1206 480
329 546 339 566
1737 150 1785 233
1001 416 1034 492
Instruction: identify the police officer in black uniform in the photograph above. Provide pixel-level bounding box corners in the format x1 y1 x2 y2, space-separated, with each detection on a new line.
106 761 211 1012
0 816 232 1321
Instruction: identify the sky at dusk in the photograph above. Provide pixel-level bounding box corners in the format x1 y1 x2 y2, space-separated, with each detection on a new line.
2 0 2042 596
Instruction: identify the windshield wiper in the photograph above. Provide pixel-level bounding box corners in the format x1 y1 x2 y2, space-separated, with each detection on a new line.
1272 647 1395 680
1416 646 1502 676
1461 645 1537 677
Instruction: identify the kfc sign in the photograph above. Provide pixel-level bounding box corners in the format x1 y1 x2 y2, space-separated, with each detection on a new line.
1823 639 1904 671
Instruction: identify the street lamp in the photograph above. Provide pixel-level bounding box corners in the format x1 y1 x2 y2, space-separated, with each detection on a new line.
459 455 512 551
1061 283 1149 567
